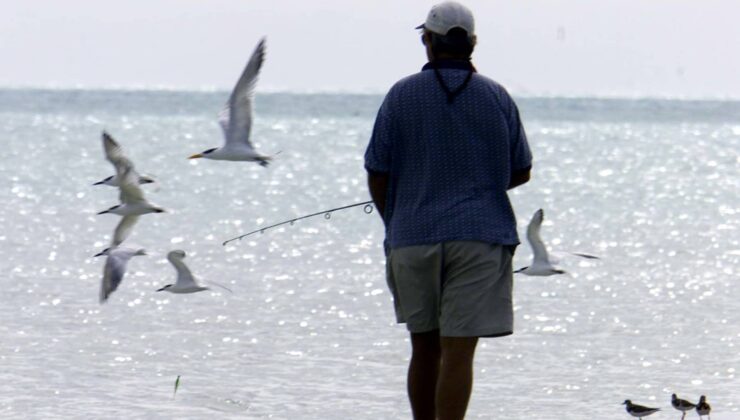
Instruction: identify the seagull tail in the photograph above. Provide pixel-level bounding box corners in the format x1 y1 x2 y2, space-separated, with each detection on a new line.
258 150 283 167
140 175 157 185
204 280 234 294
569 252 600 259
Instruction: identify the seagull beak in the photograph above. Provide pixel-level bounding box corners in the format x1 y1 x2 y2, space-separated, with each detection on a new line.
156 287 166 292
188 153 203 159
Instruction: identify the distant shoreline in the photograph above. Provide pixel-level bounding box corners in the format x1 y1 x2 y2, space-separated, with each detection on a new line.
0 85 739 103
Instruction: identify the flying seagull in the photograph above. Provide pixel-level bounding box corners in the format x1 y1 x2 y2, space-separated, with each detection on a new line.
156 250 211 294
622 400 660 419
97 164 165 216
95 132 162 250
94 131 155 187
514 209 599 276
94 215 139 257
98 247 147 303
157 250 233 294
188 38 276 166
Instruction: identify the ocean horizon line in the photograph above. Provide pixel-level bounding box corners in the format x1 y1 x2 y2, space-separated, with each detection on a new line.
1 84 739 103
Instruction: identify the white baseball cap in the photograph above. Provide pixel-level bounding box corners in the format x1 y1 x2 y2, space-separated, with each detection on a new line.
415 1 475 37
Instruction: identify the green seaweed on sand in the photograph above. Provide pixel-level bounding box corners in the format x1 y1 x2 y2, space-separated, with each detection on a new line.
174 375 181 397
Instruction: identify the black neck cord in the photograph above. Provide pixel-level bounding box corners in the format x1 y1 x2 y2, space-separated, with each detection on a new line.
432 63 474 104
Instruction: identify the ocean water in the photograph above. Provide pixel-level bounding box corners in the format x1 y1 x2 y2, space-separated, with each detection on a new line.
0 89 738 419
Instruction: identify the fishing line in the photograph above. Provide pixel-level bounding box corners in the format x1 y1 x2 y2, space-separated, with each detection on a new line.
222 200 374 246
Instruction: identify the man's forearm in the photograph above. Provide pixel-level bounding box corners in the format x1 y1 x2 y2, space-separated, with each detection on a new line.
367 171 389 223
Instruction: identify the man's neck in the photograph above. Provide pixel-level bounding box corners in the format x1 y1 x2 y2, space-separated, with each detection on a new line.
431 53 469 61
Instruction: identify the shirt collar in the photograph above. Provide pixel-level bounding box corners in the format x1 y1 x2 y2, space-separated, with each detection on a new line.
422 59 476 72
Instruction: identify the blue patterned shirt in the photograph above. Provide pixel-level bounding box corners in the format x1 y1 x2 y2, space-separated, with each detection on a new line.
364 60 532 248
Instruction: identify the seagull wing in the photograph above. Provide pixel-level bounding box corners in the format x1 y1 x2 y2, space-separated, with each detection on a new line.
102 132 130 168
172 259 199 288
102 132 136 177
111 215 139 247
526 209 551 265
219 38 265 150
100 249 135 303
118 166 147 205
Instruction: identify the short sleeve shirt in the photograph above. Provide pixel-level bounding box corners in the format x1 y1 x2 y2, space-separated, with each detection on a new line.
364 60 532 248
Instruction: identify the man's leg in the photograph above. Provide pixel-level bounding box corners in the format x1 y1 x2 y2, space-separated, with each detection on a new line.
436 336 479 420
408 330 441 420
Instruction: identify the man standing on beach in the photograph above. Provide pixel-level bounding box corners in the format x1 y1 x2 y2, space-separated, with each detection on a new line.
364 2 532 419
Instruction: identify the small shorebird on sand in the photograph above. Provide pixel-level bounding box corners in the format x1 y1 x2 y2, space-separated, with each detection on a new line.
672 393 697 420
696 395 711 419
622 400 660 419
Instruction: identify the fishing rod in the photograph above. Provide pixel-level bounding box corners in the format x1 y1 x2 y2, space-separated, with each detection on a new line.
222 200 375 246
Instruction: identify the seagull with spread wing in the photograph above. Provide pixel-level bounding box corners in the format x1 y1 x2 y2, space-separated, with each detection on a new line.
98 247 147 303
514 209 599 276
97 163 165 216
94 214 140 257
156 250 232 294
188 38 276 166
94 132 155 186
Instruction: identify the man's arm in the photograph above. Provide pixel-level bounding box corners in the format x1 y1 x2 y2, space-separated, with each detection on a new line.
508 166 531 190
367 171 389 224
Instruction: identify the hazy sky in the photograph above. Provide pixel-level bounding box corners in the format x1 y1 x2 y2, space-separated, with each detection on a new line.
2 0 739 98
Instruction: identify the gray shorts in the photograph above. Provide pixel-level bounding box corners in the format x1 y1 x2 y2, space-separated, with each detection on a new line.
386 241 513 337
